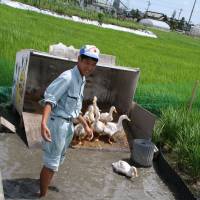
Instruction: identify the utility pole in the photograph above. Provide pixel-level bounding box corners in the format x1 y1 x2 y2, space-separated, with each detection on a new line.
188 0 197 25
146 0 151 12
178 8 183 20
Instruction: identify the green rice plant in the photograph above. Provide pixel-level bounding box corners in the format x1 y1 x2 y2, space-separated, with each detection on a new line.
0 59 14 87
0 86 12 103
156 107 187 145
152 119 165 145
154 107 200 179
188 144 200 179
176 133 200 179
0 4 200 111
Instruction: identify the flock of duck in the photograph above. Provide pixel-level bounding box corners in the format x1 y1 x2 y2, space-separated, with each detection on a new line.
73 96 138 178
73 96 131 145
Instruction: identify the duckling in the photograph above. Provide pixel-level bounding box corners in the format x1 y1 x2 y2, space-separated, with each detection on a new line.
112 160 138 178
103 115 131 144
100 106 117 123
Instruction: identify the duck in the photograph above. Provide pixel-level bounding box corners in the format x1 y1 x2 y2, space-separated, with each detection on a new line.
100 106 117 123
112 160 138 178
103 114 131 144
91 108 105 135
86 96 101 118
83 105 95 124
74 123 86 145
74 119 94 144
72 111 83 125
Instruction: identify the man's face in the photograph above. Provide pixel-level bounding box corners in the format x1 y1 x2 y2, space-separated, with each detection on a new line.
78 56 97 76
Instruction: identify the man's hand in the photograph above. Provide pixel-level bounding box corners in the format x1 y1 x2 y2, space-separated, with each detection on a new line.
84 125 94 141
41 122 52 142
77 114 94 141
41 103 52 142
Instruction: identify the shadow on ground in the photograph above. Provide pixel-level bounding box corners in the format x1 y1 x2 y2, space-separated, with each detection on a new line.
3 178 39 199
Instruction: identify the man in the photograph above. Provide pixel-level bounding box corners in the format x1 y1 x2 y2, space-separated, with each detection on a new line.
39 45 100 197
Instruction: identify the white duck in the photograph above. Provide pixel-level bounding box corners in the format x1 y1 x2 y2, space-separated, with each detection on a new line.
86 96 101 118
112 160 138 178
103 114 131 144
74 123 86 145
74 121 94 144
91 108 105 135
72 111 83 125
100 106 117 123
83 105 95 124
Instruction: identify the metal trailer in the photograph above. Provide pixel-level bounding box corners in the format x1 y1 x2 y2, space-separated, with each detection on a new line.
11 49 156 149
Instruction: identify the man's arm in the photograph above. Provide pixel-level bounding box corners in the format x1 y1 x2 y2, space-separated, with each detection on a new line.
77 114 93 140
41 103 52 142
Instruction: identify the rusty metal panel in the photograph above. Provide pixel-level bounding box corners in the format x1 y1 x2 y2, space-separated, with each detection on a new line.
12 49 140 115
123 102 157 151
84 66 140 114
0 171 4 200
12 50 30 115
22 112 42 148
24 53 75 113
12 49 145 150
0 117 16 133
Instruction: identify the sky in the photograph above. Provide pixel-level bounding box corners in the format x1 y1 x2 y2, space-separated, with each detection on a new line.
126 0 200 25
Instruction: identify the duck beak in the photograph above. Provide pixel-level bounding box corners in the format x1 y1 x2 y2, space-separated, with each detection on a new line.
114 109 117 113
127 117 131 121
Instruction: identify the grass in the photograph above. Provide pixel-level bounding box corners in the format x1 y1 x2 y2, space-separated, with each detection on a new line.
0 4 200 111
153 107 200 180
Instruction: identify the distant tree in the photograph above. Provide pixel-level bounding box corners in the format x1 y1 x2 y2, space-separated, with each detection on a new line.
130 9 140 20
178 17 185 30
169 18 178 30
130 9 135 18
171 10 176 19
84 0 93 6
111 8 117 17
143 12 148 18
98 13 104 25
163 14 168 22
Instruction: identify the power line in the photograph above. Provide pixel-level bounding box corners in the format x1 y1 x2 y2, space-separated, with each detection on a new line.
146 0 151 12
188 0 197 24
178 8 183 20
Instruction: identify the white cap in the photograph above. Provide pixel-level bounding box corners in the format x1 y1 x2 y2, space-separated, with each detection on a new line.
79 45 100 60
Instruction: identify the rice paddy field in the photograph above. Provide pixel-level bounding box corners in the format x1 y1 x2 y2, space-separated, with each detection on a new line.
0 4 200 111
0 3 200 194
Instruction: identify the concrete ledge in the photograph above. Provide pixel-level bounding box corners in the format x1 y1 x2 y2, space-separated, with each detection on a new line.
156 150 197 200
0 172 5 200
123 101 157 152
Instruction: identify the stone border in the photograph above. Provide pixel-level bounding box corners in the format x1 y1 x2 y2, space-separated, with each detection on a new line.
0 172 5 200
155 150 197 200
